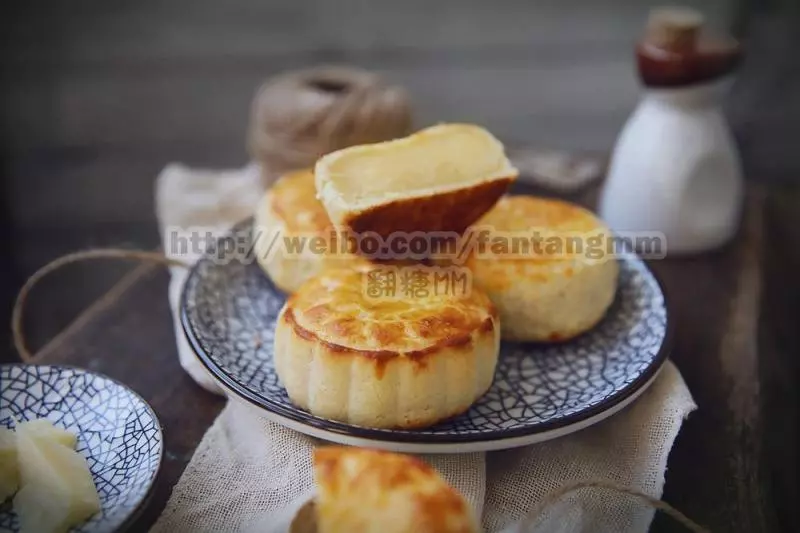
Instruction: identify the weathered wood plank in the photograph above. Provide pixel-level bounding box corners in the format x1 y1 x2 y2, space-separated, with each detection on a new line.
1 0 735 64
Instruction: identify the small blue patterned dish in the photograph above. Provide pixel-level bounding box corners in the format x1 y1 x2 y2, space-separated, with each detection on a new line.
181 222 671 453
0 364 163 533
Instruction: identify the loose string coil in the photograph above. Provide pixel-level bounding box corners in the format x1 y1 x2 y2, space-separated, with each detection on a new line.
11 248 188 363
247 65 413 183
12 250 709 533
516 480 710 532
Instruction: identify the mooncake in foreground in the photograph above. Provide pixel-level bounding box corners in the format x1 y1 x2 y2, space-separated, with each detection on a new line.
465 195 619 342
315 123 517 239
273 265 500 429
300 447 479 533
254 169 358 294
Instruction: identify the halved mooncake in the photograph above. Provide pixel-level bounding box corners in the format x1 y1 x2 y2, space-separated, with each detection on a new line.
273 265 500 429
464 195 619 342
314 123 517 239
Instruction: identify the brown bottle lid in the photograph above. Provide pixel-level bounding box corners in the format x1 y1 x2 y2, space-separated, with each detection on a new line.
645 6 705 52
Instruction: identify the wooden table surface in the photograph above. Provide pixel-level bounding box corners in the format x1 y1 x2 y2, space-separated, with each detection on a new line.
3 2 798 532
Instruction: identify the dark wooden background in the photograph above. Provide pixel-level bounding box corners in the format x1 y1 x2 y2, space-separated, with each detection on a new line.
2 0 798 353
1 1 798 532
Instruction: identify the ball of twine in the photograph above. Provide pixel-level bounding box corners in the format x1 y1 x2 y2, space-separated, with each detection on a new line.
247 65 413 182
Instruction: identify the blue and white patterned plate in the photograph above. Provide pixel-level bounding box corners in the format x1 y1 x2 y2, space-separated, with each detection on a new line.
181 222 671 453
0 365 163 532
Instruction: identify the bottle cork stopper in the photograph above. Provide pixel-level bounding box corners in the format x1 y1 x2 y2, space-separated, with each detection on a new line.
645 6 705 52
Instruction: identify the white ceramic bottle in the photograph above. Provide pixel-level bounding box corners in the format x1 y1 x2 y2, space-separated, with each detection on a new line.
600 7 744 254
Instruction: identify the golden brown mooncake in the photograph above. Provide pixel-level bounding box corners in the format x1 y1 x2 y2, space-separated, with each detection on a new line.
273 265 500 429
314 123 517 239
464 195 619 342
253 169 358 294
309 447 479 533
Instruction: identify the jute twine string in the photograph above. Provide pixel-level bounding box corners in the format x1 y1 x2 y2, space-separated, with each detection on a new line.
246 65 413 180
516 480 709 532
12 249 188 364
12 249 709 532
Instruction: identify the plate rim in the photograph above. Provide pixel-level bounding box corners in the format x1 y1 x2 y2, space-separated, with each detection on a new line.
0 363 164 532
180 235 673 445
217 364 664 454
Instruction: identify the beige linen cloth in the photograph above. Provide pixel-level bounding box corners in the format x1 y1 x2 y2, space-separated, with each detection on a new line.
151 163 696 533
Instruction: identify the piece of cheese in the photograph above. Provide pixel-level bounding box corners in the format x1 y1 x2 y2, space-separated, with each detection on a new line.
13 424 100 533
0 428 19 502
